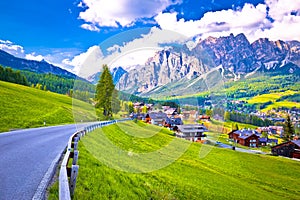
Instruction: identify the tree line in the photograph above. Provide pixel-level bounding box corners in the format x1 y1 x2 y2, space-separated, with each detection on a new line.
0 65 28 86
0 65 96 102
23 70 95 96
224 111 273 127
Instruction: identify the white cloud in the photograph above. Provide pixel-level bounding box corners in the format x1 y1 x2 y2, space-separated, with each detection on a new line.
62 45 104 77
0 39 25 57
266 0 300 21
0 39 80 73
80 23 100 32
154 0 300 42
155 3 268 42
78 1 85 8
78 0 180 28
0 39 45 62
66 27 189 78
25 53 44 61
255 0 300 41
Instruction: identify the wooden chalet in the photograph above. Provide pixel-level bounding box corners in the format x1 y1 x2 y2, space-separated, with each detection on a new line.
175 124 208 141
271 140 300 159
228 129 260 148
164 117 183 128
145 112 167 126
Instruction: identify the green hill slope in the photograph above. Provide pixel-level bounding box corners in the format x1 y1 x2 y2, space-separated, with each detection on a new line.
0 80 96 132
70 121 300 200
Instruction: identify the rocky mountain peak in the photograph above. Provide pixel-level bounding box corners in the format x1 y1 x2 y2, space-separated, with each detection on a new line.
112 33 300 96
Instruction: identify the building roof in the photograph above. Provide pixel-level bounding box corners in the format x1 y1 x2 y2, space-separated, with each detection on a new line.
272 140 300 149
165 108 177 115
232 129 261 140
147 112 167 119
239 134 259 140
177 124 208 133
165 117 183 125
291 140 300 148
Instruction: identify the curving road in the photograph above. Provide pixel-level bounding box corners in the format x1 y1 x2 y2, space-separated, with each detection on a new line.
0 123 95 200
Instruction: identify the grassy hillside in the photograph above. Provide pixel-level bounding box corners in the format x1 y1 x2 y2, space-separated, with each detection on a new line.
71 121 300 200
246 91 300 111
0 80 97 132
247 90 296 104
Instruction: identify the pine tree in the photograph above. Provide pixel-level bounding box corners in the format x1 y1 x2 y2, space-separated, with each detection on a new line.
112 90 121 114
96 65 115 118
283 115 295 142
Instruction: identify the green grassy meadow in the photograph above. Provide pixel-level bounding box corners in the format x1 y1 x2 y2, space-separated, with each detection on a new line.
73 121 300 200
0 80 97 132
247 91 296 104
246 90 300 111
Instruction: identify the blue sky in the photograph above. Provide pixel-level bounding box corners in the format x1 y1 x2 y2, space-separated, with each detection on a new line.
0 0 299 75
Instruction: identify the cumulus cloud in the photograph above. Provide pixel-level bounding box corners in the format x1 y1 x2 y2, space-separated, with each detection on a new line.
78 0 180 28
65 26 190 78
0 39 80 73
254 0 300 41
80 23 100 32
25 53 44 61
0 39 45 62
0 39 25 57
266 0 300 21
62 45 104 77
155 0 300 42
155 3 268 42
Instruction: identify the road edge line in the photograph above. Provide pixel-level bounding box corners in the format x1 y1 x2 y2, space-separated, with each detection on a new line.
32 148 66 200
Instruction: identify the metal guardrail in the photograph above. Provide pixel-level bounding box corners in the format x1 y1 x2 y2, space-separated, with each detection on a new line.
58 119 131 200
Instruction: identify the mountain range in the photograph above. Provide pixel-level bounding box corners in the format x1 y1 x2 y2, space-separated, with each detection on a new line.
1 33 299 98
112 33 300 97
0 49 77 79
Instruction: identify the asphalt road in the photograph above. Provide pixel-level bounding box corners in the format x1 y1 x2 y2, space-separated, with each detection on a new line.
0 123 93 200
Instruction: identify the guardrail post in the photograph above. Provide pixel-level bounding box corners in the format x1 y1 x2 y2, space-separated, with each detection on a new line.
72 150 79 165
69 165 79 196
73 142 78 150
74 137 79 143
59 119 131 200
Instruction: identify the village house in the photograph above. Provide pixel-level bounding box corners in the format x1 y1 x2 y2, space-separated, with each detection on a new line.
174 124 208 141
228 129 261 148
145 112 167 126
182 110 198 120
182 111 191 119
164 107 177 117
132 102 154 113
256 126 284 137
164 116 183 128
271 140 300 159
